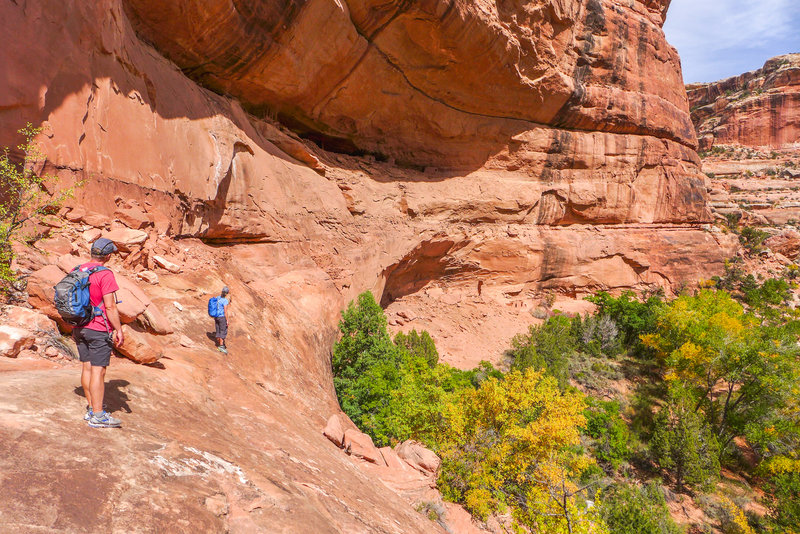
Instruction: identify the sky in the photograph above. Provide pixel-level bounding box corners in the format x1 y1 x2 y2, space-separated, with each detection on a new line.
663 0 800 84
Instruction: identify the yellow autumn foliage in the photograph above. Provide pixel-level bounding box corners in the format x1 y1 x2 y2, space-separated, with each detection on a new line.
438 368 608 533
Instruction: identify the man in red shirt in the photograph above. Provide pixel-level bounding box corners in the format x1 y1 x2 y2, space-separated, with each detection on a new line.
74 238 125 428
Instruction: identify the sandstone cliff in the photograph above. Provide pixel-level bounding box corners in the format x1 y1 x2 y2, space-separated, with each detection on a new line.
689 55 800 237
0 1 732 532
688 54 800 151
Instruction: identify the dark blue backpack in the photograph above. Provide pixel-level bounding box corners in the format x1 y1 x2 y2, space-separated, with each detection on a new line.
53 266 108 326
208 296 223 317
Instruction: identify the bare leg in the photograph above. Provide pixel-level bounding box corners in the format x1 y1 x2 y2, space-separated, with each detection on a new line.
81 361 93 408
90 366 107 414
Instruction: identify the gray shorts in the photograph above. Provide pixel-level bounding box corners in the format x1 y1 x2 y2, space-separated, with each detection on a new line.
74 327 113 367
214 316 228 339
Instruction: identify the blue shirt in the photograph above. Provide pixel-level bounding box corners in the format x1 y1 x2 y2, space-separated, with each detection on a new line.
217 297 229 316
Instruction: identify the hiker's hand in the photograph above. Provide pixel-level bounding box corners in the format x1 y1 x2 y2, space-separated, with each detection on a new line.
114 329 124 347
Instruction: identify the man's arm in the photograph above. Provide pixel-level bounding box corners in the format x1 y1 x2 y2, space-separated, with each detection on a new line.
103 292 124 346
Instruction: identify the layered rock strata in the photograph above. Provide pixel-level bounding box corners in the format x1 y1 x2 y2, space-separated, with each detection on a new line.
688 54 800 151
0 0 731 531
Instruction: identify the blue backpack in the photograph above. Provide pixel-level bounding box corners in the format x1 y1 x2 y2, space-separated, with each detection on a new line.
53 266 108 326
208 296 224 318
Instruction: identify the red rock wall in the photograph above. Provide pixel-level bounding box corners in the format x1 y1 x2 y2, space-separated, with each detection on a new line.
688 54 800 151
0 0 733 531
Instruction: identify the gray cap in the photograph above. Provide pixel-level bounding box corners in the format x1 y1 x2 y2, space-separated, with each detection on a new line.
91 238 118 256
221 286 230 295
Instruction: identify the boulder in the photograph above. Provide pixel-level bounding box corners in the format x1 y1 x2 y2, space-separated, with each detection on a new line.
116 207 150 230
65 206 86 223
765 230 800 260
115 276 152 323
0 306 58 358
136 270 159 284
82 212 108 228
323 412 359 448
34 236 72 256
56 254 86 274
0 325 35 357
138 304 173 335
343 428 385 465
103 228 148 251
27 264 67 319
395 440 441 475
379 447 414 472
150 211 172 236
153 254 182 273
116 324 164 364
82 228 102 244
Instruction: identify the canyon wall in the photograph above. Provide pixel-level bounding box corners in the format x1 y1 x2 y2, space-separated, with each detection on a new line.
0 0 732 532
688 54 800 151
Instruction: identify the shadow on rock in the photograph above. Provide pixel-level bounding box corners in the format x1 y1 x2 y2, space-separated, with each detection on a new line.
74 379 132 413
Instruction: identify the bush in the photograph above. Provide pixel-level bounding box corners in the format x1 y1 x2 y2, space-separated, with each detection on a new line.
1 124 75 292
598 481 684 534
738 226 768 252
507 314 576 389
583 400 630 470
586 291 664 350
394 329 438 368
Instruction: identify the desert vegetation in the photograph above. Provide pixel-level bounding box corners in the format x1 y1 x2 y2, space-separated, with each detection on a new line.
333 286 800 533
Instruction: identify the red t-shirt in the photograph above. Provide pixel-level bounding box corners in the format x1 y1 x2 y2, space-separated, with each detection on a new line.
79 262 119 332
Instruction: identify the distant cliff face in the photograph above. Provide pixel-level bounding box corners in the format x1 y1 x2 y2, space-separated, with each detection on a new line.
0 1 732 531
688 54 800 151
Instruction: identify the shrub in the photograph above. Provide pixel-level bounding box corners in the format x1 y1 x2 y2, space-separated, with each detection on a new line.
1 124 75 292
738 226 769 252
650 388 720 492
394 329 438 368
586 291 664 349
507 314 576 389
583 400 630 470
598 481 684 534
580 314 622 357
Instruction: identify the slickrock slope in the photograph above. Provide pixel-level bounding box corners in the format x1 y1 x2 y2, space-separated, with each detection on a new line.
1 0 732 531
688 54 800 151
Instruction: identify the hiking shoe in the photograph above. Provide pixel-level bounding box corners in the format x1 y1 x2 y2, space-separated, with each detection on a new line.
84 404 107 420
218 346 228 354
88 411 121 428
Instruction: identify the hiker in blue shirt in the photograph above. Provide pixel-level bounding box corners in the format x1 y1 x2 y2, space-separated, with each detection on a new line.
212 287 231 354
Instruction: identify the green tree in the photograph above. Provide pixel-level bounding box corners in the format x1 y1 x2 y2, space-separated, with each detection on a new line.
332 292 476 446
394 329 439 368
650 388 720 492
598 481 684 534
1 124 75 291
332 291 402 441
587 291 664 349
641 290 798 452
583 400 630 471
508 314 576 389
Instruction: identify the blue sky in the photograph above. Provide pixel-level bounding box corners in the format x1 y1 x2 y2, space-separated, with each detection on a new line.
663 0 800 83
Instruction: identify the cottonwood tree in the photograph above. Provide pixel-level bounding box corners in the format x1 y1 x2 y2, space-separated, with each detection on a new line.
642 290 798 453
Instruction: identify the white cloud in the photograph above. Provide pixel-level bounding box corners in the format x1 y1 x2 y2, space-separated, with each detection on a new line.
664 0 800 82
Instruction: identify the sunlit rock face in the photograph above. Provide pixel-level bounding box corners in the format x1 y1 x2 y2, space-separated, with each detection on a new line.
0 1 733 531
688 54 800 151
